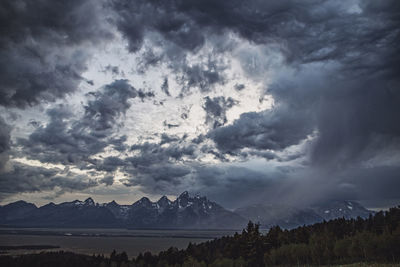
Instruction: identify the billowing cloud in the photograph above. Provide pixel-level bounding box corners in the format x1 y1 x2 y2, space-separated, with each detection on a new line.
17 79 153 168
0 117 11 171
209 105 313 154
203 96 238 129
83 79 153 131
0 162 101 200
0 0 112 108
205 0 400 168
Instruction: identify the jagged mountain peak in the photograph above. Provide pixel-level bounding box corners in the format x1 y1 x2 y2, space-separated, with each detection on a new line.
4 200 37 209
235 200 374 229
8 200 31 205
312 199 371 220
139 196 151 202
58 198 97 207
178 191 189 199
133 197 153 207
84 197 95 206
107 200 119 206
157 195 171 206
42 202 56 208
71 199 83 204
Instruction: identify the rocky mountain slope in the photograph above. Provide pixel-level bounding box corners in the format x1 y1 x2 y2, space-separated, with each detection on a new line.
235 200 374 229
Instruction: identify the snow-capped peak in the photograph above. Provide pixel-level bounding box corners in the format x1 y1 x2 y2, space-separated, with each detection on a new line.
72 200 84 206
107 200 119 206
157 196 172 207
84 197 95 206
138 197 150 203
132 197 153 207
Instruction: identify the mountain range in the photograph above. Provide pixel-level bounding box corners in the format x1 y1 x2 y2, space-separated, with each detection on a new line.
0 192 246 229
0 192 374 229
235 200 373 229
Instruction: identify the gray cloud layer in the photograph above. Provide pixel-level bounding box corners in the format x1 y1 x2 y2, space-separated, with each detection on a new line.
203 96 238 129
17 79 154 167
0 162 102 200
0 117 11 171
0 0 112 108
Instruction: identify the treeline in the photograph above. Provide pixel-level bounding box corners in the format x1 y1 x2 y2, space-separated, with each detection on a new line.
1 206 399 266
134 206 400 266
0 251 130 267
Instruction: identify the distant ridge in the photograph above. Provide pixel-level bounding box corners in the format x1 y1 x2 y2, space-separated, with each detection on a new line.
235 200 374 229
0 192 246 229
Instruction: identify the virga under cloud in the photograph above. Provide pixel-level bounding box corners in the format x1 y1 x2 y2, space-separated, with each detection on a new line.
0 0 399 209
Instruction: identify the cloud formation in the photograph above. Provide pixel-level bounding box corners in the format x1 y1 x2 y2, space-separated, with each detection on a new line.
0 117 11 171
0 162 103 200
17 79 155 168
203 96 238 129
0 0 112 108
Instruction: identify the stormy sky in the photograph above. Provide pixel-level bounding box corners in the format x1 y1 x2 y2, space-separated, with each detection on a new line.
0 0 399 210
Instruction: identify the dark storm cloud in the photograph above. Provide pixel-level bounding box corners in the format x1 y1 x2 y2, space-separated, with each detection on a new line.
0 162 99 200
0 117 11 171
17 80 149 167
17 105 108 166
108 137 199 193
121 163 192 193
160 133 180 145
208 62 400 204
112 0 363 63
203 96 238 129
100 175 114 186
203 0 400 166
209 105 313 154
112 0 230 94
112 0 399 96
177 58 227 94
130 141 196 165
136 47 164 74
112 0 205 53
193 165 286 209
110 135 129 152
0 117 11 155
137 90 155 102
298 69 400 168
95 156 127 172
0 0 112 108
83 79 153 131
332 166 400 202
268 165 400 209
234 84 245 91
190 162 400 209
